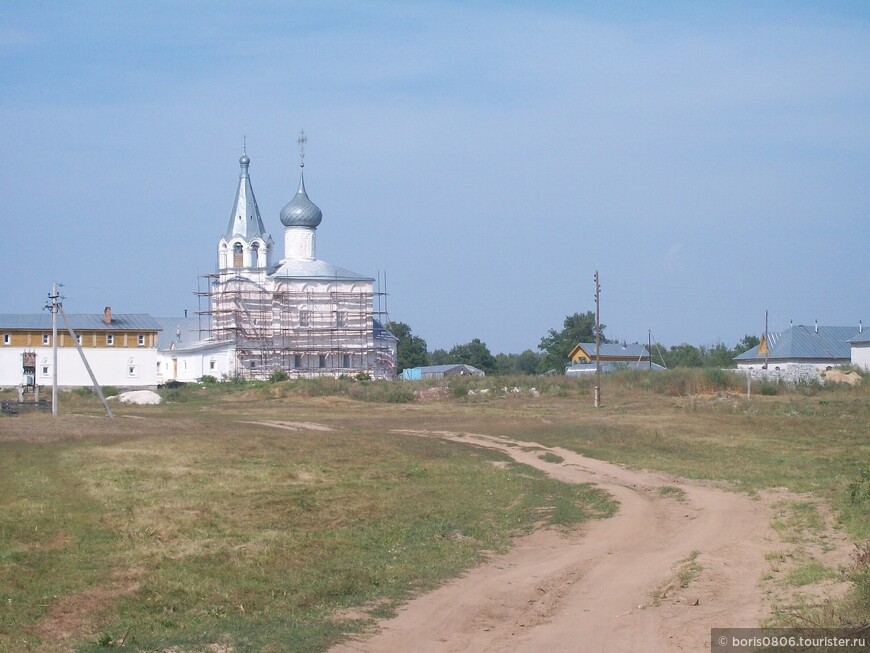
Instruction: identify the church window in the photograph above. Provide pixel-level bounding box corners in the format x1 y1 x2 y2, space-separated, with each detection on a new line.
233 243 244 268
342 354 351 368
335 311 346 327
318 354 326 368
294 354 302 368
251 242 260 267
209 359 216 370
299 310 309 327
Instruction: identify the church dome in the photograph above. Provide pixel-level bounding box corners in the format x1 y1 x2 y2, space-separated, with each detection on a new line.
280 172 322 227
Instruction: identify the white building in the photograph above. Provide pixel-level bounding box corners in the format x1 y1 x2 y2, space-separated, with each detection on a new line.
0 309 161 389
154 316 234 383
734 323 865 382
850 325 870 371
186 135 397 380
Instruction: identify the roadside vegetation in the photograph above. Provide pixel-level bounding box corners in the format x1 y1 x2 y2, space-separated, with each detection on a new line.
390 311 764 375
0 367 867 651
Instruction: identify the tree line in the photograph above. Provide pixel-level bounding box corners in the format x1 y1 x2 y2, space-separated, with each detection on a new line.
388 312 761 376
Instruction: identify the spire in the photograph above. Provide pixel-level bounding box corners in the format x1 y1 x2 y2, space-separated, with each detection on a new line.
225 147 268 240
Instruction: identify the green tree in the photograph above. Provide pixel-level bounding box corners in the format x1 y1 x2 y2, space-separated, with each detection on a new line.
428 348 450 365
448 338 497 374
663 343 703 368
387 322 428 373
538 311 606 373
702 343 735 368
494 350 544 376
735 334 760 355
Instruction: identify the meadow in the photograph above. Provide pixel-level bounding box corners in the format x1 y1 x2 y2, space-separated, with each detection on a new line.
0 369 868 652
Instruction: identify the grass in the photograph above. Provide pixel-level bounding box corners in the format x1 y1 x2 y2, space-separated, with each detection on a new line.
657 486 687 502
0 407 614 652
650 550 703 605
677 550 703 588
1 370 868 650
786 561 840 587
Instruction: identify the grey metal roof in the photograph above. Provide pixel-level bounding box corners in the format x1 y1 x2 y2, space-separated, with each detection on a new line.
269 258 373 282
567 361 666 374
849 328 870 344
0 313 162 331
573 343 650 359
224 153 270 241
734 325 861 362
280 171 323 228
152 316 207 350
411 364 484 374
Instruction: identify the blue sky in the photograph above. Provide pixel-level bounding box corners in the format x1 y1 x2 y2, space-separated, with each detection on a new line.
2 1 868 354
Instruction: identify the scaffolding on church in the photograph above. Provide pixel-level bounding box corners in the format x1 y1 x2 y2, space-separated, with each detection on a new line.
195 272 396 380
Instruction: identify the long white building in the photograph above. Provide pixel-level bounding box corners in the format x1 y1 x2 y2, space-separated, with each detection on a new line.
0 310 161 388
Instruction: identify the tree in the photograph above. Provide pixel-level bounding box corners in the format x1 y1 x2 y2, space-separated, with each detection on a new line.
515 349 544 375
538 311 606 373
735 334 760 355
701 343 735 369
387 322 428 373
448 338 497 374
663 343 703 368
494 350 544 376
427 348 450 365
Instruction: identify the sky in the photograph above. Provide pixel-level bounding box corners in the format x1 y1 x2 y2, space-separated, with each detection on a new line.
2 1 868 355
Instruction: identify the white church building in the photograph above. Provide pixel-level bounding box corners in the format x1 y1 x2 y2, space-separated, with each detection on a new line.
158 134 397 382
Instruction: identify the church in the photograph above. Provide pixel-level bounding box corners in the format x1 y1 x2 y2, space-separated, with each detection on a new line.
163 133 397 381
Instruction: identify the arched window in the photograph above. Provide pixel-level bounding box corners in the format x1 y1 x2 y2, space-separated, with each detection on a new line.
233 243 244 268
251 242 260 267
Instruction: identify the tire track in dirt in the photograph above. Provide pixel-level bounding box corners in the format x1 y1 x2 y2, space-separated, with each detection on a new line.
330 430 849 653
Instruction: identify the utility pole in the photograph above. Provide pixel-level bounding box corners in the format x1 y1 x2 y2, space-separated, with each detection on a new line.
45 283 60 416
594 270 601 408
43 282 114 418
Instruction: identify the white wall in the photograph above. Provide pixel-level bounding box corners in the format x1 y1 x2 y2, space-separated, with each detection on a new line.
156 345 236 383
852 344 870 371
0 346 158 388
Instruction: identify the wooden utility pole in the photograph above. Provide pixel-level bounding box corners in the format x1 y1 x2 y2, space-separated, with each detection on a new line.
594 270 601 408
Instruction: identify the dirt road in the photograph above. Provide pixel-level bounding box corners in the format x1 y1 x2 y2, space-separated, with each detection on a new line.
330 430 849 653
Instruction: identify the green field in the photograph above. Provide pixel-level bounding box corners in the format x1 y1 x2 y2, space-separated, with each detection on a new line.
1 371 868 652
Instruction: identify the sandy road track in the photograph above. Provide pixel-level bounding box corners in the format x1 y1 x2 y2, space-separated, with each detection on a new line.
330 430 849 653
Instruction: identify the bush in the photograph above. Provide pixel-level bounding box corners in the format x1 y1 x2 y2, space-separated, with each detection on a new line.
199 375 218 386
269 370 289 383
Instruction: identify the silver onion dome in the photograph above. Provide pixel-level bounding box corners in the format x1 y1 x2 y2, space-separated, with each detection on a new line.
280 172 322 227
